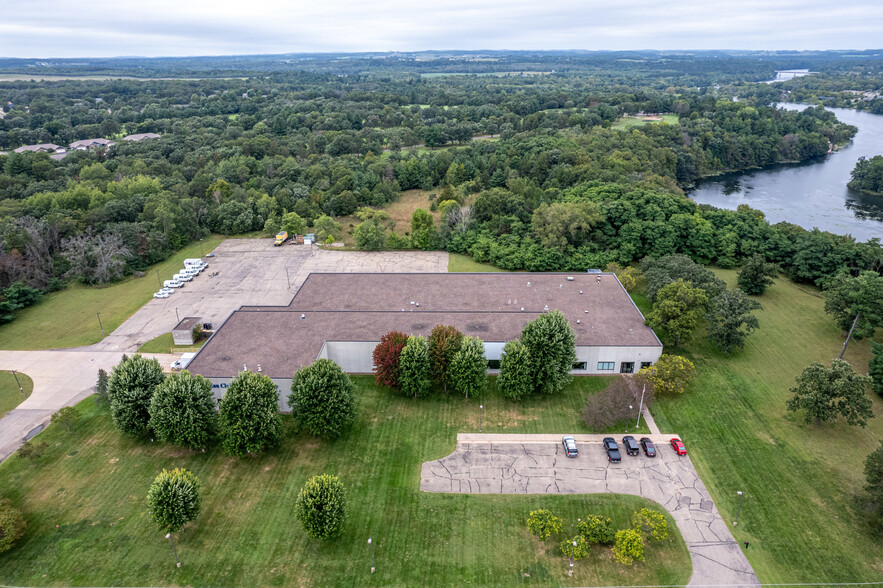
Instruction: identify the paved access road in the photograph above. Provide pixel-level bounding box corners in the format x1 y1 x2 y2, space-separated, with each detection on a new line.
421 434 759 587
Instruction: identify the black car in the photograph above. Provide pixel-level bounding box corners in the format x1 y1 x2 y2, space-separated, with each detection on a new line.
622 435 640 456
562 435 578 457
640 437 656 457
602 437 621 462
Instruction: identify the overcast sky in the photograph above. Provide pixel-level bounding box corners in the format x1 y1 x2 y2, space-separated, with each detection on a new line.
1 0 881 58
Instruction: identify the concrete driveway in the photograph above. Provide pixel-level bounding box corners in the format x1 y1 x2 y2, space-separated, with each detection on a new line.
421 433 759 587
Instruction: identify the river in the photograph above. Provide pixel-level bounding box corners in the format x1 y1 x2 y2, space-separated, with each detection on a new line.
688 104 883 242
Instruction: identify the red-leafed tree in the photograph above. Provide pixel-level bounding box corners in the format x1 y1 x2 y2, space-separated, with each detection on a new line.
373 331 409 388
428 325 463 393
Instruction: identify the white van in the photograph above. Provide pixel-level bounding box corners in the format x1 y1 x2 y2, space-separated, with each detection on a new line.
184 258 206 269
173 273 192 282
164 279 183 288
180 267 198 278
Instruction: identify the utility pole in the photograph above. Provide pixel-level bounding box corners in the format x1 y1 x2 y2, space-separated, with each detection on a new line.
175 308 180 323
733 491 744 526
11 370 24 397
838 312 861 360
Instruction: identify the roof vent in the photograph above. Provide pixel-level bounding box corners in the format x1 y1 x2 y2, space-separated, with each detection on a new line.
410 301 415 305
596 276 601 284
257 364 262 372
577 319 581 324
300 314 306 319
579 290 583 294
544 305 549 311
415 302 419 307
243 364 247 371
567 276 574 281
584 310 588 314
527 281 531 286
520 307 524 311
559 284 562 288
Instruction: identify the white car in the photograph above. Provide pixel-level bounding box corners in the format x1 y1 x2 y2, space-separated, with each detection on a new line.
181 268 199 277
153 291 170 299
163 280 183 288
173 273 192 282
159 287 174 295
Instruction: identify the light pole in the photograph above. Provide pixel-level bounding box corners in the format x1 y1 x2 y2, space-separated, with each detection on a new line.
199 238 204 257
11 370 24 397
368 537 375 573
569 539 576 576
156 269 162 290
96 312 104 335
479 404 483 433
165 532 181 568
175 307 180 323
636 384 646 430
626 405 632 433
733 491 744 526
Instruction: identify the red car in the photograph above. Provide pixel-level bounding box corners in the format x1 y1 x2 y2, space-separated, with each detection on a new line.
670 438 687 455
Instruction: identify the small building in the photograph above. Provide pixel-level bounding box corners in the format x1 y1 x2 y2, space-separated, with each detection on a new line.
172 316 202 346
69 138 116 151
13 143 64 154
121 133 161 142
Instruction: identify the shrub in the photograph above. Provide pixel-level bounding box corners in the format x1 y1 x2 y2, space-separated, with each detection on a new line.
737 254 778 295
149 370 218 449
631 508 669 542
577 514 615 545
613 528 645 565
290 359 357 440
559 535 591 559
871 342 883 398
636 354 695 396
95 368 109 405
218 370 283 457
582 377 653 431
295 474 347 540
192 323 204 342
399 335 431 399
0 499 26 553
107 354 165 436
17 439 47 464
146 468 202 533
498 339 532 400
51 406 80 432
527 509 563 541
372 331 408 388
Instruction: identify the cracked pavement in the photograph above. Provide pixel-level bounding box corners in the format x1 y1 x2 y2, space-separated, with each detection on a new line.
421 435 759 587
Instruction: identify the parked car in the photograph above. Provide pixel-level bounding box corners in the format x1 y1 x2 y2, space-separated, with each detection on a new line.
670 438 687 456
622 435 640 456
562 435 578 457
173 273 192 282
153 291 169 299
640 437 656 457
159 287 174 295
202 322 213 330
163 280 183 288
602 437 621 462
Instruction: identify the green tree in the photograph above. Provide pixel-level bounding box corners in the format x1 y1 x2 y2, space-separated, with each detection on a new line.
645 279 708 347
354 219 387 250
107 354 165 436
51 406 80 432
149 370 218 449
559 535 591 559
823 271 883 341
17 439 47 464
295 474 347 540
527 509 563 541
95 368 109 405
218 370 283 456
410 208 435 250
870 342 883 397
313 215 341 242
521 310 576 395
613 528 645 565
498 339 533 400
289 359 357 440
631 508 669 542
605 262 641 292
146 468 202 533
737 254 779 295
706 288 762 353
577 514 615 545
0 499 26 553
532 201 602 251
428 325 463 393
786 360 874 427
280 211 307 235
863 440 883 536
641 254 726 303
636 354 695 396
398 335 431 399
449 336 486 400
848 155 883 195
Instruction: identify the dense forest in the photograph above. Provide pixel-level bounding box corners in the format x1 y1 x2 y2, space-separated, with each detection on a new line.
1 51 881 323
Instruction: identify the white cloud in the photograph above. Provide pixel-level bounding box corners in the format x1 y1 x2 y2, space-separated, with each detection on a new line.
0 0 880 57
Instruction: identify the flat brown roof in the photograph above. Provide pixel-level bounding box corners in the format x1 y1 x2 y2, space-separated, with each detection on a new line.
188 272 660 379
173 316 202 332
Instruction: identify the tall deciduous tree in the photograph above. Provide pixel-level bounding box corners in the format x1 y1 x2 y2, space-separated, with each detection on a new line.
289 359 357 440
645 279 708 347
449 336 486 400
295 474 347 540
823 271 883 340
498 339 533 401
870 342 883 398
147 468 202 533
372 331 409 389
706 288 762 353
410 208 435 250
786 360 874 427
521 310 576 395
107 354 165 436
737 254 779 295
428 325 463 393
149 370 218 449
640 254 726 303
218 370 282 456
398 335 431 399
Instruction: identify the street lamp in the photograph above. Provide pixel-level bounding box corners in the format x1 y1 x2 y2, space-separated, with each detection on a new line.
199 238 204 257
626 405 633 433
368 537 375 573
733 491 744 526
479 404 483 433
569 539 576 576
11 370 24 397
165 532 181 568
175 307 180 323
96 312 104 335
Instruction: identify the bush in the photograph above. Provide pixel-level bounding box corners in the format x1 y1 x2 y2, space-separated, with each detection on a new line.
613 528 645 565
146 468 202 533
0 498 26 553
107 354 165 436
498 339 532 400
399 335 431 399
95 368 109 405
527 509 563 541
218 370 283 457
631 508 669 542
149 370 218 449
636 354 695 396
290 359 357 440
192 323 204 342
51 406 80 432
559 535 590 559
871 342 883 398
582 377 653 431
372 331 408 389
577 514 615 545
17 439 47 464
295 474 347 540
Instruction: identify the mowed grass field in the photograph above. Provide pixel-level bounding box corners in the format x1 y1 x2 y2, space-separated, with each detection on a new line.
0 370 33 419
0 377 691 587
0 236 224 350
651 269 883 582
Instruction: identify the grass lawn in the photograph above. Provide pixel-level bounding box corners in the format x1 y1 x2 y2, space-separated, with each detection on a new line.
0 377 689 587
449 253 510 273
136 333 207 354
651 269 883 583
0 236 225 351
0 370 33 419
611 114 679 130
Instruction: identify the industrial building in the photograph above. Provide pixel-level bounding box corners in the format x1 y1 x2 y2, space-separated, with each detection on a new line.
186 272 663 409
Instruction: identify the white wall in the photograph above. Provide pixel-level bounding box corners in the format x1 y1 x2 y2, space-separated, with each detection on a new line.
208 377 294 412
575 345 663 374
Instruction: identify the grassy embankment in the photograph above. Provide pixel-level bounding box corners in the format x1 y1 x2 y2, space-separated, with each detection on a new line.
650 268 883 583
0 370 33 419
0 236 224 351
0 377 689 587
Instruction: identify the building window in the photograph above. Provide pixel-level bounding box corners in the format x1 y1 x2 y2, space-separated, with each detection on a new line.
572 362 588 370
640 362 652 369
487 359 501 369
620 362 635 374
597 362 615 370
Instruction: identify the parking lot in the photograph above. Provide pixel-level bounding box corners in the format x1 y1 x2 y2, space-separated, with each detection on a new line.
421 434 759 587
93 240 448 352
